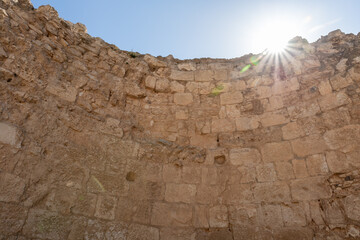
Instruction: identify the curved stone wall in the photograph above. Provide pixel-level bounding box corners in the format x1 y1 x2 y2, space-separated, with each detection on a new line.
0 1 360 239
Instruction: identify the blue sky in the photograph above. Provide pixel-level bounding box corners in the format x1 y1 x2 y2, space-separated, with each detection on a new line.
32 0 360 59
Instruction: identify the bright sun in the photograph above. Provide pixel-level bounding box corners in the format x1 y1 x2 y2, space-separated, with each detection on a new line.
251 16 302 54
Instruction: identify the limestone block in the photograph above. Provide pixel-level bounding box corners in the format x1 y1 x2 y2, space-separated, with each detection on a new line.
170 70 194 81
261 204 284 228
211 118 235 133
160 228 195 240
281 203 307 227
194 205 209 228
195 69 214 81
260 109 289 127
214 69 228 80
46 80 78 102
144 75 156 89
22 209 73 240
115 197 152 224
165 183 196 203
71 192 97 217
228 204 259 226
261 141 293 163
255 86 272 98
174 93 193 105
196 185 221 204
190 134 217 149
225 104 241 118
209 205 228 228
275 162 295 180
330 73 353 90
291 135 328 157
0 202 27 236
344 194 360 222
220 91 243 105
290 177 332 201
0 122 21 147
256 163 277 182
144 54 167 68
94 195 117 220
292 159 309 179
181 166 201 184
325 151 349 173
0 173 25 203
269 95 284 110
306 154 329 176
128 181 164 201
272 77 300 95
309 201 325 225
87 174 129 196
318 91 351 111
318 80 333 95
175 109 188 119
323 125 360 152
287 100 321 119
170 81 185 93
238 166 256 183
281 122 304 140
201 167 218 185
253 182 291 202
235 116 260 131
155 78 170 92
127 223 160 240
178 62 196 71
229 148 261 166
222 184 254 204
151 202 192 227
272 227 314 240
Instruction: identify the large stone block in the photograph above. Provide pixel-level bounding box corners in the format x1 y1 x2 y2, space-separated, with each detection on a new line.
281 202 307 227
94 194 117 220
318 91 351 111
209 205 228 228
323 125 360 152
222 184 253 204
261 141 293 163
195 69 214 82
127 223 160 240
174 93 193 105
253 181 291 202
165 183 196 203
0 173 25 203
260 109 289 127
229 148 261 166
220 91 244 105
290 177 332 201
287 100 321 119
306 154 329 176
0 122 21 147
170 70 194 81
261 204 284 228
190 134 217 149
344 194 360 222
281 122 304 140
151 202 192 227
45 80 77 102
272 77 300 95
235 116 260 131
256 163 277 182
211 118 235 133
291 135 328 157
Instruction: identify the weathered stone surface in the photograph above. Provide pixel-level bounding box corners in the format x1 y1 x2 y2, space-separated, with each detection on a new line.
127 223 159 240
190 134 217 148
165 183 196 203
344 194 360 222
253 181 291 202
220 91 243 105
0 122 21 147
229 148 261 166
306 154 329 176
235 116 260 131
0 173 25 203
292 159 309 178
211 118 235 133
260 109 289 127
291 135 328 157
174 93 193 105
94 194 117 220
222 184 254 204
151 202 192 227
170 70 194 81
290 177 332 201
261 141 293 163
144 54 167 68
0 202 28 236
209 205 228 228
318 92 351 111
281 203 307 227
323 125 360 152
281 122 304 140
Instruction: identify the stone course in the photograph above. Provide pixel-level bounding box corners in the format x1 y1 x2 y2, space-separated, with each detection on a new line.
0 1 360 239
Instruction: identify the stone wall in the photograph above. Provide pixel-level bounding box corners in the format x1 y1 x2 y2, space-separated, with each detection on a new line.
1 1 360 239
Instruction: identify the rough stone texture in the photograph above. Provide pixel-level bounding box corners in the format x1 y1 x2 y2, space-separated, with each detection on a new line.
0 2 360 238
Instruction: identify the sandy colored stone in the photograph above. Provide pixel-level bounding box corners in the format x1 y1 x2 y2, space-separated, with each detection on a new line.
178 62 196 71
235 116 260 131
170 81 185 93
261 204 284 228
287 100 321 119
144 54 167 68
229 148 261 166
292 159 309 179
256 163 277 182
0 173 25 203
195 69 214 82
155 78 170 92
323 124 360 152
260 109 289 127
281 203 307 227
318 91 351 111
181 166 201 184
170 70 194 81
253 181 291 202
165 183 196 203
196 185 221 204
344 194 360 222
272 77 300 95
306 154 329 176
190 134 217 148
222 184 254 204
291 135 328 157
94 194 117 220
194 205 209 228
127 223 159 240
330 73 352 90
174 93 193 105
209 205 228 228
318 80 333 95
151 202 192 227
261 141 293 163
220 91 244 105
0 202 28 236
275 162 295 180
290 176 332 201
0 122 20 147
281 122 304 140
211 118 235 133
